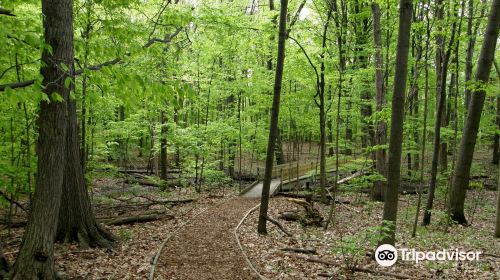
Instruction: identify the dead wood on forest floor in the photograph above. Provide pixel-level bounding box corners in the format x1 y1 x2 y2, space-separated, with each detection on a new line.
280 247 316 254
286 254 416 279
265 215 292 236
278 193 350 204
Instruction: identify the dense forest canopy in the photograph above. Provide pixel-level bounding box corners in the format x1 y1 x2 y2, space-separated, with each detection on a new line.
0 0 499 278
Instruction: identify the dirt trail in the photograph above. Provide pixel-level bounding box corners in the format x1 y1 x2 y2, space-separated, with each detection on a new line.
155 198 260 280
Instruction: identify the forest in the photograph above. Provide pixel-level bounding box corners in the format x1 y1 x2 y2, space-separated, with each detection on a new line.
0 0 499 278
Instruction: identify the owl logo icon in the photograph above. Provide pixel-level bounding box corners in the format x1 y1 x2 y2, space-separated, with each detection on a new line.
375 244 398 267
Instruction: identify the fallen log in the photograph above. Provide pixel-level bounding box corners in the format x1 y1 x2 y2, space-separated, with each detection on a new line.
335 170 367 186
327 170 367 190
125 178 163 188
280 247 316 254
4 213 173 228
278 211 301 221
134 195 196 205
278 193 350 204
100 213 173 226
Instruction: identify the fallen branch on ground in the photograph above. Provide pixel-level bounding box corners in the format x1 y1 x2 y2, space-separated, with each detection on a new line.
125 177 163 188
280 247 316 254
353 266 418 279
99 212 173 226
482 253 500 258
278 193 350 204
135 195 195 205
327 170 367 190
286 254 416 279
265 215 292 236
278 211 301 221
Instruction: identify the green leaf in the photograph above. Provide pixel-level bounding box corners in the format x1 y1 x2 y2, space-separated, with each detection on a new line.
51 92 64 102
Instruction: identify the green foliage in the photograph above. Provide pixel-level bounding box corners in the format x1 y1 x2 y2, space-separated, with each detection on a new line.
334 223 391 269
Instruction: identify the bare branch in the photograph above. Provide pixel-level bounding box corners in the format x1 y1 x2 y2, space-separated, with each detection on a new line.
0 8 15 16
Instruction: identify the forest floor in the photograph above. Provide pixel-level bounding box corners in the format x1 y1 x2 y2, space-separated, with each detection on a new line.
0 173 254 279
238 191 500 279
154 197 259 280
0 161 498 279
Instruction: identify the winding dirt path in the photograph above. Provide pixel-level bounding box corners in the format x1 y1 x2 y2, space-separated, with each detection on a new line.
154 198 260 280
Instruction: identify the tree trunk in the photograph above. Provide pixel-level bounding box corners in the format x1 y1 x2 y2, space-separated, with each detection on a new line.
448 0 500 225
275 129 285 165
371 2 386 201
496 161 500 238
380 0 413 245
258 0 288 235
0 244 9 279
423 1 458 226
160 110 168 180
318 7 333 204
56 99 116 249
464 0 486 112
10 0 72 277
493 60 500 165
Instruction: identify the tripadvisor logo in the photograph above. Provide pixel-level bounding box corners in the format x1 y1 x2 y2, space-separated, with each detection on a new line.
375 244 398 267
375 244 482 267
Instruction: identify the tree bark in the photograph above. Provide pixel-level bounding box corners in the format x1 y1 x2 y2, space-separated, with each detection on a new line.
0 244 9 279
275 129 285 165
318 6 333 204
380 0 413 245
496 161 500 237
160 110 168 180
423 1 458 226
464 0 486 112
258 0 288 234
371 2 386 202
448 0 500 225
56 98 116 249
492 60 500 164
10 0 72 277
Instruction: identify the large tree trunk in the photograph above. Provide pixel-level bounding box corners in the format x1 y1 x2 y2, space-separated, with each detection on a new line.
56 98 116 248
448 0 500 225
380 0 412 245
258 0 288 234
371 2 386 202
10 0 72 277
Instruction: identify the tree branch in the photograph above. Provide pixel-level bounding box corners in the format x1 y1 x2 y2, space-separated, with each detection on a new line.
0 8 15 16
287 0 307 33
0 27 184 92
265 215 292 236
